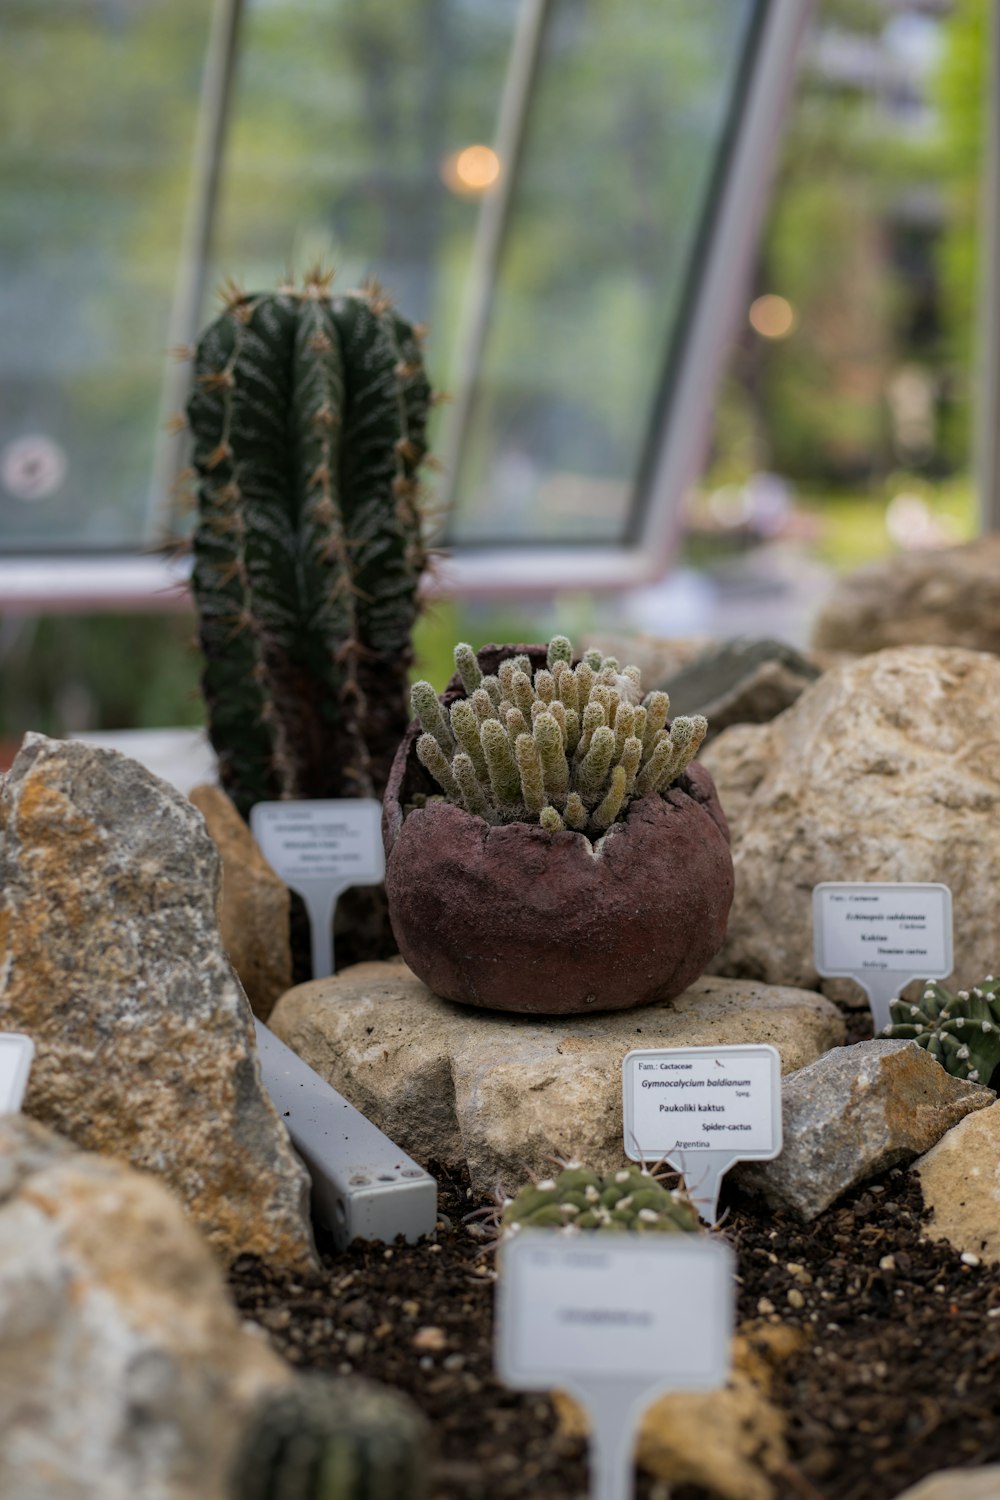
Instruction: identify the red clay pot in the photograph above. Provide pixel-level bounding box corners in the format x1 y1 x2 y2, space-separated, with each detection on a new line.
382 645 735 1015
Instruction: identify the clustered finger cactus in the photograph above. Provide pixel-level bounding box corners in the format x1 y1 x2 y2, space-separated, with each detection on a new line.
883 975 1000 1085
500 1163 702 1238
230 1374 430 1500
409 637 708 836
187 269 432 819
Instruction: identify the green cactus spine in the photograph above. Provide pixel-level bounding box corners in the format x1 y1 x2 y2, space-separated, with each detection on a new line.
500 1164 702 1237
230 1374 431 1500
408 637 708 837
187 271 431 819
883 975 1000 1085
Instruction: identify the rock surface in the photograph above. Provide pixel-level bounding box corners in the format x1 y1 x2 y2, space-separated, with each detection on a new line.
0 734 315 1269
269 961 844 1195
711 647 1000 996
660 637 820 740
890 1467 1000 1500
812 536 1000 657
554 1320 801 1500
0 1116 290 1500
914 1103 1000 1263
736 1040 994 1221
190 783 292 1021
700 720 781 836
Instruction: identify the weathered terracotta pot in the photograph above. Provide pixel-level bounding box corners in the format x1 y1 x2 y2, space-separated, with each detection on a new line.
382 645 735 1015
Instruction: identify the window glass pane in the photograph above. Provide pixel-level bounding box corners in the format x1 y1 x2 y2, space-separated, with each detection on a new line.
209 0 520 374
0 0 211 550
446 0 763 547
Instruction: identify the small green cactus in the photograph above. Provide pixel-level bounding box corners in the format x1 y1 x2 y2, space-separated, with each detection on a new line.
882 975 1000 1085
409 637 708 837
187 269 432 819
500 1163 702 1237
230 1374 431 1500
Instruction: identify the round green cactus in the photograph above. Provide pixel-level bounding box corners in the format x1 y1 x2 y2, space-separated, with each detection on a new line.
882 975 1000 1085
230 1374 431 1500
408 637 708 837
500 1164 702 1238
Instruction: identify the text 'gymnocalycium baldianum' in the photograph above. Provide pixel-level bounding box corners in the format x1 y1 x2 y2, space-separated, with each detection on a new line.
187 269 432 819
408 637 708 837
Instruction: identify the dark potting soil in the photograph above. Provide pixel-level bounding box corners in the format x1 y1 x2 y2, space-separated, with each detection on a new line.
228 1158 1000 1500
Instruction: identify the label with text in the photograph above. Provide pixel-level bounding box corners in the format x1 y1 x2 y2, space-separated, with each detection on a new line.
813 882 952 980
250 799 384 889
622 1045 781 1162
0 1034 34 1113
497 1232 733 1388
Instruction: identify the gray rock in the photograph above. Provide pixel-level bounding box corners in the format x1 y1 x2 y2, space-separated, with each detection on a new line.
0 733 315 1269
269 960 845 1196
0 1115 290 1500
659 638 820 739
735 1040 994 1221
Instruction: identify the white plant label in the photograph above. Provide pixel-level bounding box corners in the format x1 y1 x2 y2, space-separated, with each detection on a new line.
813 882 953 1033
250 799 384 978
0 1035 34 1112
622 1045 782 1225
497 1233 733 1500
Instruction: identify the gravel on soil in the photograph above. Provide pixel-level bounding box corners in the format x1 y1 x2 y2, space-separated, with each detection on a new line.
228 1152 1000 1500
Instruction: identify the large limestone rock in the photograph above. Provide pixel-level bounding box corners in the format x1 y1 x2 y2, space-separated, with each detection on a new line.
711 648 1000 995
269 961 844 1195
812 537 1000 657
914 1103 1000 1263
190 784 292 1022
0 1116 290 1500
735 1040 994 1221
0 734 314 1269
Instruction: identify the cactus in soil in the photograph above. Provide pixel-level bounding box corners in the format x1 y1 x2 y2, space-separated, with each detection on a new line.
230 1374 431 1500
408 637 707 837
882 975 1000 1085
500 1163 702 1237
187 269 432 819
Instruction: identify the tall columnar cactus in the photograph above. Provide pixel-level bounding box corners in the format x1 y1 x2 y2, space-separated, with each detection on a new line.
408 637 707 836
500 1164 702 1238
230 1374 431 1500
187 270 432 819
883 975 1000 1085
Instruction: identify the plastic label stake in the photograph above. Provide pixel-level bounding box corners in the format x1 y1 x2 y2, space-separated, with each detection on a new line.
813 882 953 1033
496 1233 733 1500
0 1034 34 1112
622 1045 782 1225
250 799 384 978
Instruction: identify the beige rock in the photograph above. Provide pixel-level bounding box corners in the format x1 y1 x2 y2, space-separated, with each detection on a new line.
891 1468 1000 1500
554 1321 802 1500
914 1103 1000 1263
812 537 1000 657
700 720 779 836
712 648 1000 997
0 734 315 1270
190 784 292 1021
269 961 844 1195
736 1040 994 1222
0 1116 290 1500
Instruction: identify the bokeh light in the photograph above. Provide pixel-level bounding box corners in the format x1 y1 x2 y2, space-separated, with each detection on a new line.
441 144 502 196
748 293 796 339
